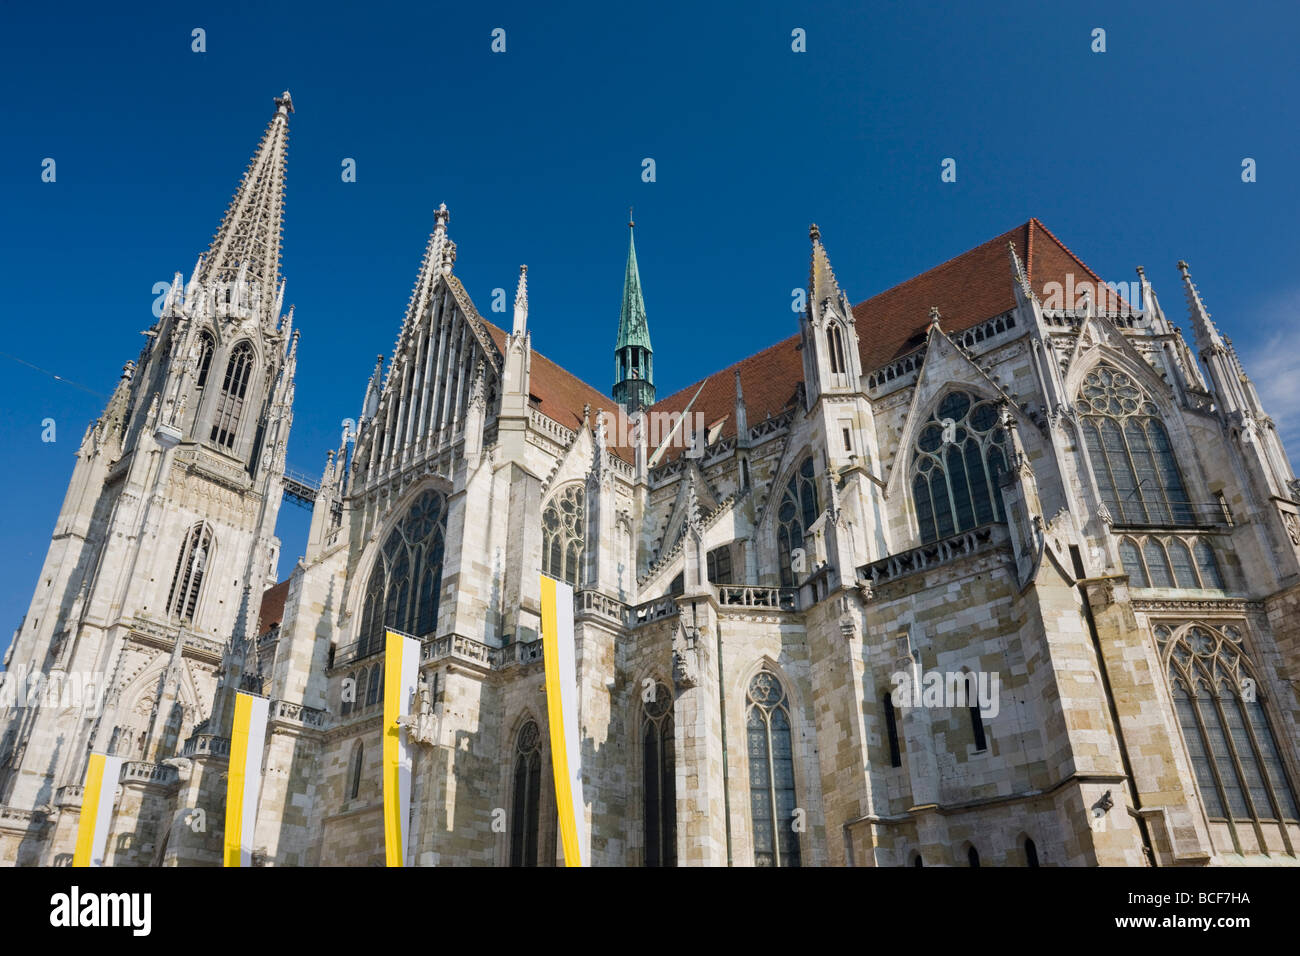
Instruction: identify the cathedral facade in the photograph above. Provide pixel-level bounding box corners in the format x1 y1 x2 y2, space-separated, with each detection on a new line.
2 94 1299 867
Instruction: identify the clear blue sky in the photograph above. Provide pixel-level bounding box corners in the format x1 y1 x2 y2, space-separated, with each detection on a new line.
2 0 1298 660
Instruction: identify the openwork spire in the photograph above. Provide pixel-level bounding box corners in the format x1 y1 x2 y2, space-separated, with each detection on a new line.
197 91 293 312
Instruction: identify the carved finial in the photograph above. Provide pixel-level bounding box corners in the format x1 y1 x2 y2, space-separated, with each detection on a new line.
583 403 591 426
434 203 449 235
809 223 821 242
928 306 942 330
274 90 294 116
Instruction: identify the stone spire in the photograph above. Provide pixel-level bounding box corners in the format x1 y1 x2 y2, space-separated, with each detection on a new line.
513 265 529 336
613 214 655 410
195 91 293 319
1179 260 1226 354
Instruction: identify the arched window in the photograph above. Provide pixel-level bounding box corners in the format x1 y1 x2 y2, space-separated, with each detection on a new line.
361 489 448 653
167 522 212 623
746 669 800 867
348 741 364 800
1024 837 1040 867
1119 535 1224 590
542 484 585 587
1158 623 1300 823
1076 365 1193 526
642 681 676 867
510 720 543 867
777 457 820 586
910 392 1008 544
194 331 214 389
366 665 382 708
912 853 924 867
827 323 847 375
1119 538 1148 586
967 846 980 867
706 545 733 585
209 341 255 450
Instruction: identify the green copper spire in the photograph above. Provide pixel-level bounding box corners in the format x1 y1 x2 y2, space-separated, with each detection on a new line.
613 213 655 410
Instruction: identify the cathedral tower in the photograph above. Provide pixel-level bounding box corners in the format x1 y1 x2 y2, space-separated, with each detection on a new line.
612 216 655 412
0 93 298 851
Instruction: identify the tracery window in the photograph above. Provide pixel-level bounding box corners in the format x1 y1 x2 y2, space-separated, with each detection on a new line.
210 341 255 450
359 490 448 655
1118 535 1224 590
746 670 800 867
1076 365 1193 526
167 522 212 623
910 392 1008 544
1158 622 1300 824
1024 838 1039 867
510 720 543 867
542 484 584 587
642 681 676 867
777 457 820 586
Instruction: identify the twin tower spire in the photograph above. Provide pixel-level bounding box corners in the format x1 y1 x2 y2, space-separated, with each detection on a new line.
205 92 654 416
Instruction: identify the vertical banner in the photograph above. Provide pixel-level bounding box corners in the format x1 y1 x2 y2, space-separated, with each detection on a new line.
223 692 269 867
383 630 420 867
72 752 123 867
540 573 587 867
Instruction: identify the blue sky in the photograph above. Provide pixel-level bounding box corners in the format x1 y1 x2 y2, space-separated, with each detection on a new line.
2 0 1298 660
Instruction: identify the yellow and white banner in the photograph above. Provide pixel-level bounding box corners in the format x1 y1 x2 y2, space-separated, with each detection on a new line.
540 573 587 867
383 629 420 867
223 691 269 867
73 752 123 867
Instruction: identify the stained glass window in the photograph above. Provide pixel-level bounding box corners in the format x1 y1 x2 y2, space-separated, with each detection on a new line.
910 392 1008 544
747 670 801 867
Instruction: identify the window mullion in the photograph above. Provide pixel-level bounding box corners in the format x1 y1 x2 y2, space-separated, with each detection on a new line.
1187 681 1233 820
765 708 780 867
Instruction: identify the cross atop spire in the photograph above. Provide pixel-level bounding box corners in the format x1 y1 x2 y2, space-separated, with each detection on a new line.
196 91 292 316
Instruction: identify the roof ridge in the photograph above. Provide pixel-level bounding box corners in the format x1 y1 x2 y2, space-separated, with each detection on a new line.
649 333 800 411
849 221 1031 311
1027 217 1104 285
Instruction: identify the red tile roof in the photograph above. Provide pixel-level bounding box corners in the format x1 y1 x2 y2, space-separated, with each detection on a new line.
482 321 635 462
258 578 291 637
647 219 1124 451
477 220 1122 468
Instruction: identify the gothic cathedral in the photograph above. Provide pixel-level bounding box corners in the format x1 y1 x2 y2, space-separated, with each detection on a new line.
3 94 1299 867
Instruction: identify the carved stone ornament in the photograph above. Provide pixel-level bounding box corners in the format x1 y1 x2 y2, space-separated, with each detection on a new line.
671 622 700 690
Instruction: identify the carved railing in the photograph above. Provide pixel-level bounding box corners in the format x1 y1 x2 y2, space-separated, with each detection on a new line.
529 407 576 447
121 761 179 786
495 640 544 668
422 634 494 668
954 310 1017 350
270 700 328 729
627 596 679 627
0 806 47 825
748 408 794 440
576 590 628 627
1109 500 1231 531
181 734 231 759
718 586 798 611
859 523 1009 589
866 346 926 392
